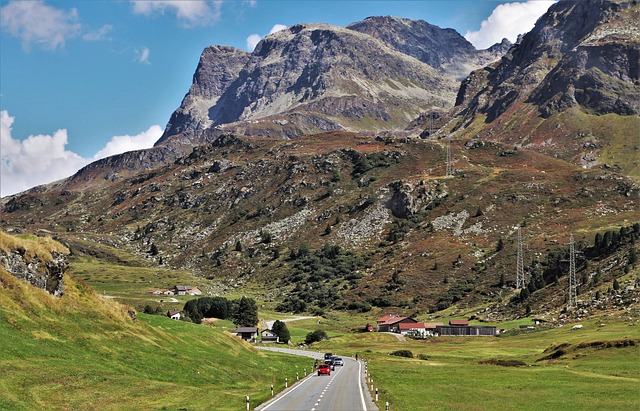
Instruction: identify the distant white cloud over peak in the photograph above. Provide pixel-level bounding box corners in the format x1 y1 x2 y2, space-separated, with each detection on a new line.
92 125 163 161
464 0 556 50
0 0 81 50
136 47 151 64
131 0 222 27
246 23 287 51
0 110 162 197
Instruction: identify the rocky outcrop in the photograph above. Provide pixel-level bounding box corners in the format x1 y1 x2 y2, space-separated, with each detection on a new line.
0 249 67 296
453 0 640 125
347 16 511 80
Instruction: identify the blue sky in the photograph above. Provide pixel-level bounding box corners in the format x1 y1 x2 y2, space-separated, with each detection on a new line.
0 0 556 197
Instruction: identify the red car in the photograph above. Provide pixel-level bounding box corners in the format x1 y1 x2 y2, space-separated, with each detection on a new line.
317 364 331 376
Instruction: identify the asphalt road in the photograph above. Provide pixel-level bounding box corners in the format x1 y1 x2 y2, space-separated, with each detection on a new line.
256 348 378 411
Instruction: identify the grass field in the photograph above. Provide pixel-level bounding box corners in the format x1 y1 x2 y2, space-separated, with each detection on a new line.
292 313 639 411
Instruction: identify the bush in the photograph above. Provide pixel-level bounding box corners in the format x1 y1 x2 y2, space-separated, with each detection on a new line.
417 354 429 361
305 330 328 345
389 350 413 358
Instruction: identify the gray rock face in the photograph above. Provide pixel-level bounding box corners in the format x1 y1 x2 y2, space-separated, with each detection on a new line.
454 0 640 124
347 16 511 80
0 250 67 296
158 46 251 144
157 21 459 146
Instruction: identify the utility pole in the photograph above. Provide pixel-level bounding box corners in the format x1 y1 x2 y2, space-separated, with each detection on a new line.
568 234 578 308
516 227 525 288
445 135 453 176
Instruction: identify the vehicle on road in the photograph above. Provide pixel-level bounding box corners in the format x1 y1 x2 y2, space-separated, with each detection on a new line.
333 357 344 366
324 352 333 360
317 364 331 376
324 358 335 370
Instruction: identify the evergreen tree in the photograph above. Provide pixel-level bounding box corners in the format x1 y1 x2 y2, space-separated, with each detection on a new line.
271 320 291 343
234 296 258 327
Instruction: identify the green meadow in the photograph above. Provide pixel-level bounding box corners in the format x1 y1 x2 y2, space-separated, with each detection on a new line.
295 313 639 411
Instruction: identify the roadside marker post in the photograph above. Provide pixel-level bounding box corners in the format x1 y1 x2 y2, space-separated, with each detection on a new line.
285 377 288 388
271 384 274 397
296 371 299 381
246 396 250 411
386 401 389 410
371 379 374 391
376 388 378 402
304 367 307 376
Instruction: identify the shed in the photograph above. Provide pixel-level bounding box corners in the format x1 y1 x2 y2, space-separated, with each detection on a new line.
232 327 259 342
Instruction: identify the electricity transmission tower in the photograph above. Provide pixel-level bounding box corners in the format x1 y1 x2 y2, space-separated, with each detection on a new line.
445 135 453 176
568 234 578 309
516 227 525 288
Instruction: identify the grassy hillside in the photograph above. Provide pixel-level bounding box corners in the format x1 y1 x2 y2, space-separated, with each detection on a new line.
0 242 310 410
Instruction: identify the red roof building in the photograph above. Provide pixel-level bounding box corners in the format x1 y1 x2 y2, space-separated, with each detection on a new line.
449 320 469 326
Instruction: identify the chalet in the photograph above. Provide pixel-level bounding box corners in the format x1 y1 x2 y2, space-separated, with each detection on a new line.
260 329 279 343
173 285 203 296
231 327 259 342
377 315 417 333
167 310 181 320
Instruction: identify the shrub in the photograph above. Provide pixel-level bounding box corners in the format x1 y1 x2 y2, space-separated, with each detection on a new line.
389 350 413 358
417 354 429 361
305 330 328 345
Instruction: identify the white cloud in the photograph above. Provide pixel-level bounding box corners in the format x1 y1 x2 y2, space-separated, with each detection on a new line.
82 24 113 42
246 34 262 51
92 125 163 160
464 0 556 50
246 23 287 51
136 47 151 64
131 0 222 27
269 24 287 35
0 110 162 197
0 0 81 50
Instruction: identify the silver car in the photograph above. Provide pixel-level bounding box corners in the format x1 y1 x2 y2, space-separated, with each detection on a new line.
333 357 344 366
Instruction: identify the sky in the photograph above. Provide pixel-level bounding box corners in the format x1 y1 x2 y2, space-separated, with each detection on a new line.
0 0 556 197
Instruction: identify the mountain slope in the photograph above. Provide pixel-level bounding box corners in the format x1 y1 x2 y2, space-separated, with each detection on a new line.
448 0 640 174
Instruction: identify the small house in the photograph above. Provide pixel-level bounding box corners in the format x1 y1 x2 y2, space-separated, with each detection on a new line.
167 310 181 320
231 327 259 342
261 329 279 343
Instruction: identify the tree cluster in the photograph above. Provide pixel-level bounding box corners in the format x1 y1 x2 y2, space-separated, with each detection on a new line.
183 296 258 327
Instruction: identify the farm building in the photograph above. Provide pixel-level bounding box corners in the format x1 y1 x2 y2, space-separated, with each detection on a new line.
435 320 497 336
376 315 418 332
261 329 279 343
230 327 259 342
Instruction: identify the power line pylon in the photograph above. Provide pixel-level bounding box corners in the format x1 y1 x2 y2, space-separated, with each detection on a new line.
445 135 453 176
568 234 578 309
516 227 525 288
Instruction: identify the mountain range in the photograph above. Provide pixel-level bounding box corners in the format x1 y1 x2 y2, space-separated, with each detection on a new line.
2 0 638 320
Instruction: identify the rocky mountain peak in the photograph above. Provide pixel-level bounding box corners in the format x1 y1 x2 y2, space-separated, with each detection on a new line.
453 0 640 125
347 15 511 80
157 20 459 147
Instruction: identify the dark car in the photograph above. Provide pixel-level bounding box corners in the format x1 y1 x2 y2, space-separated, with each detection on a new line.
324 359 335 370
317 363 331 376
324 352 333 360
